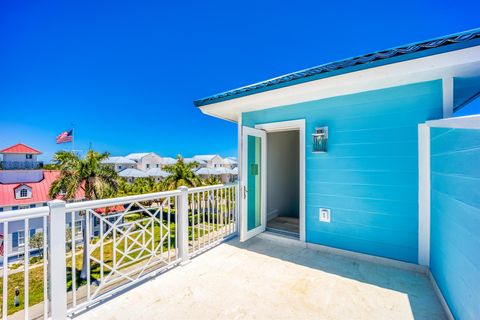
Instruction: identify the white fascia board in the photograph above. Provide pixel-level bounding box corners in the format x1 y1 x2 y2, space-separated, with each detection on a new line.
199 45 480 122
426 114 480 129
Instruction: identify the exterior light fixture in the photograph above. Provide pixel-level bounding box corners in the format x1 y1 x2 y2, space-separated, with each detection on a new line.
312 127 328 153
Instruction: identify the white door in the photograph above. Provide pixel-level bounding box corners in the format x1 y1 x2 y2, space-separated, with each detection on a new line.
240 126 267 241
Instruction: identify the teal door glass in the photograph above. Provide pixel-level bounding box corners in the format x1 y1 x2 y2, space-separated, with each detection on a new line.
247 135 261 231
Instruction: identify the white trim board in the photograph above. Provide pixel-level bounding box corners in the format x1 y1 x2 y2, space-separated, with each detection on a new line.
255 119 306 242
418 124 431 267
426 114 480 129
199 45 480 122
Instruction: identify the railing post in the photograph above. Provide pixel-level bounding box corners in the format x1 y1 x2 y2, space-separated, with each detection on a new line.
177 186 190 265
48 200 67 320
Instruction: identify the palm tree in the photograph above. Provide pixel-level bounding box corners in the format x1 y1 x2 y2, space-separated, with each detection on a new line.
203 175 221 186
131 177 160 194
49 150 118 280
162 155 202 190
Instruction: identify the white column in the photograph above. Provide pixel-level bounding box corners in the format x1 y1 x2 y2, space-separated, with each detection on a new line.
48 200 67 320
442 77 454 118
237 115 242 237
177 186 190 265
418 124 431 266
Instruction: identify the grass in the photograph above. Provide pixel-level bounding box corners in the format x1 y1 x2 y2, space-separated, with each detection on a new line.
0 265 46 315
0 211 221 316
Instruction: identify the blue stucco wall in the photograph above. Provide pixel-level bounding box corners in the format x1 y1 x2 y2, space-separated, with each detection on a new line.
430 127 480 320
243 80 443 263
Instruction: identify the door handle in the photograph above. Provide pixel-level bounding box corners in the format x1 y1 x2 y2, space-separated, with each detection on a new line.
243 185 248 199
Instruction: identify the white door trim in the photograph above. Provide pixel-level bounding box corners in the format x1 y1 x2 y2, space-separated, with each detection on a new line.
255 119 306 242
240 126 267 242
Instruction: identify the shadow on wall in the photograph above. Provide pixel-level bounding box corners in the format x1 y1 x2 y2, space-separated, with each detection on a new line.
226 237 446 320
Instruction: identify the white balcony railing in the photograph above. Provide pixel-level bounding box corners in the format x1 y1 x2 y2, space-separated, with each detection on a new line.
0 184 238 320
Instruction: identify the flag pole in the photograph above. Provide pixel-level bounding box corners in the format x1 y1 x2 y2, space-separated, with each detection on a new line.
71 127 75 154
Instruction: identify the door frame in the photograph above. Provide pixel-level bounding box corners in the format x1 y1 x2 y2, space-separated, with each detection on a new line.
240 126 267 242
255 119 306 242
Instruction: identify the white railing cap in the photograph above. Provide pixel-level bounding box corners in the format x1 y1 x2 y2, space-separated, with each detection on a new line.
0 206 50 222
65 189 183 211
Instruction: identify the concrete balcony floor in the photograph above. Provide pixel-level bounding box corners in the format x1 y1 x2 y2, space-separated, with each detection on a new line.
75 234 446 320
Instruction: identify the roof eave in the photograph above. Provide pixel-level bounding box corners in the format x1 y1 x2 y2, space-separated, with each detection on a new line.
194 30 480 107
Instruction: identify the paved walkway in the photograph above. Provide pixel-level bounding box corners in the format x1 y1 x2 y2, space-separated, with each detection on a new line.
75 235 446 320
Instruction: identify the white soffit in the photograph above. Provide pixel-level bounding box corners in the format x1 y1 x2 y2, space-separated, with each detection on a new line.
200 45 480 122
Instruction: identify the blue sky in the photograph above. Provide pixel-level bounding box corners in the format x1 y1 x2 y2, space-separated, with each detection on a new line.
1 1 479 162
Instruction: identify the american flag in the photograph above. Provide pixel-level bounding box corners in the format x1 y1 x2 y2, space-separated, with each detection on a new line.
0 234 4 256
56 129 73 144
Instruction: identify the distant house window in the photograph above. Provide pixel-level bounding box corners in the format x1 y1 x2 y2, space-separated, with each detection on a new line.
20 189 28 198
146 164 150 169
118 165 123 170
156 164 159 168
19 205 29 210
26 154 33 159
16 186 32 199
18 231 25 246
75 220 82 236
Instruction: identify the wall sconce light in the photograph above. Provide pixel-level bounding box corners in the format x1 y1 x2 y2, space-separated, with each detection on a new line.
312 126 328 153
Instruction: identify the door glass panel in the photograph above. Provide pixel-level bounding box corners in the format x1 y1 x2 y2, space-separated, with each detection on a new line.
247 135 261 231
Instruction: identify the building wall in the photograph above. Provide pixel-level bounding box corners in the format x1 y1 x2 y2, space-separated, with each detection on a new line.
430 127 480 320
2 153 37 162
137 154 162 171
267 131 299 220
243 80 443 263
207 156 224 169
0 204 83 257
114 163 135 172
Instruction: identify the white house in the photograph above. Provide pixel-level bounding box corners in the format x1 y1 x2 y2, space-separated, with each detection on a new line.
222 157 237 169
126 152 163 171
192 155 224 169
101 156 137 172
0 143 43 170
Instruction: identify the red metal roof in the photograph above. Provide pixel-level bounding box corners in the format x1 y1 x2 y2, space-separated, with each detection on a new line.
0 143 42 154
94 205 125 215
0 170 84 207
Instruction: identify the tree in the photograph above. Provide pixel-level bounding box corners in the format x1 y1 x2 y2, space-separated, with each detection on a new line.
49 150 118 200
49 149 119 280
203 175 221 185
29 232 44 258
162 155 202 190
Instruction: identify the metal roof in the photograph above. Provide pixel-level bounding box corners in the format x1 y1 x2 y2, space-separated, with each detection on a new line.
0 143 42 154
0 170 44 184
118 168 148 178
194 28 480 107
161 157 177 165
125 153 153 161
101 156 136 165
196 167 236 175
146 168 170 178
0 170 84 207
193 155 221 162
